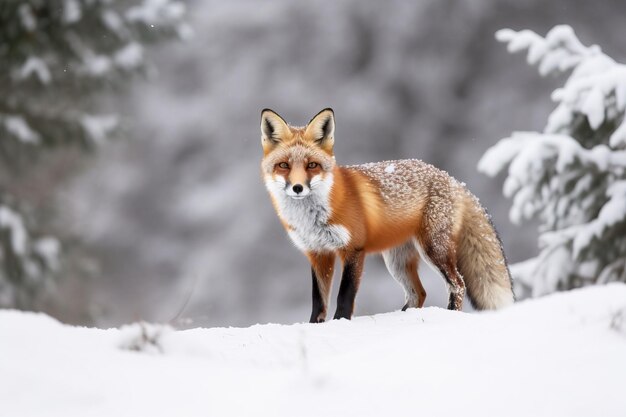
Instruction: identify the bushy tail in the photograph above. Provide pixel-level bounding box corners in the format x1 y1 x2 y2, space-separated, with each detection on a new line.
456 195 515 310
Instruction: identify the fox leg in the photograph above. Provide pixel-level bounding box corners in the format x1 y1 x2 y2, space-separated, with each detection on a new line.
416 237 465 311
333 249 365 320
382 242 427 310
441 264 465 311
407 257 427 308
308 252 336 323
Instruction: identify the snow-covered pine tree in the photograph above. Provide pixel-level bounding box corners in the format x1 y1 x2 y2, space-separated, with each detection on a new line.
479 25 626 298
0 0 188 308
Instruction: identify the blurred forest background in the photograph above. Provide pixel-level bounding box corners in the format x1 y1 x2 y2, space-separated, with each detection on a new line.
2 0 625 327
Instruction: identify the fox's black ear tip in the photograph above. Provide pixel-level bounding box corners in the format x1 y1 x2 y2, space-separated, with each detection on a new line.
261 108 275 116
308 108 335 124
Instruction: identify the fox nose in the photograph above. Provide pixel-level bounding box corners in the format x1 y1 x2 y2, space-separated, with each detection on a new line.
292 184 304 194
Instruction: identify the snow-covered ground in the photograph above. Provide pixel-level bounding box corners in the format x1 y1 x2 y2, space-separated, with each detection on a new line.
2 284 625 417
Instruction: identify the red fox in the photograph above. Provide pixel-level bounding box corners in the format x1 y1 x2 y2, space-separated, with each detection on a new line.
261 108 514 323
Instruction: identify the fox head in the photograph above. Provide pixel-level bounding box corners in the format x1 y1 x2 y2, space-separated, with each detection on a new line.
260 108 336 200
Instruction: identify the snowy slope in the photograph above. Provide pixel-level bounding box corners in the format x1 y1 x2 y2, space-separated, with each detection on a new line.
2 285 625 417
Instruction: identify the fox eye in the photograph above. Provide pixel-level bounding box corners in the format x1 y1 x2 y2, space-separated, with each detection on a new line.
307 162 319 169
278 162 289 169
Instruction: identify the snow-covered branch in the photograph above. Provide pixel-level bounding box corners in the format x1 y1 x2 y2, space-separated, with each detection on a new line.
0 0 188 309
480 25 626 297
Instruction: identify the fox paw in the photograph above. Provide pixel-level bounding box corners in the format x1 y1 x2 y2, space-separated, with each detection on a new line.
309 312 326 323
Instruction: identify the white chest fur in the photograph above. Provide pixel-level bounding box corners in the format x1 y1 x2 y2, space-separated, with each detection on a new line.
265 173 351 252
287 218 351 253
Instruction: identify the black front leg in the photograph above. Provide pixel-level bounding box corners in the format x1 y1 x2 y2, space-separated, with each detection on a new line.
310 267 325 323
308 252 335 323
333 250 365 320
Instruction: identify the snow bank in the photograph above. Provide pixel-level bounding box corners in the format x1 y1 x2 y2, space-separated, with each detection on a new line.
1 284 625 417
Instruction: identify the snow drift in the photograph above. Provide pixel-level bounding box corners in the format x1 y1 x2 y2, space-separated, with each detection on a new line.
1 284 625 417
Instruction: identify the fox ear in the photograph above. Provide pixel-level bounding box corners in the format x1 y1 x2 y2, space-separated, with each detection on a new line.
305 108 335 151
261 109 289 151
